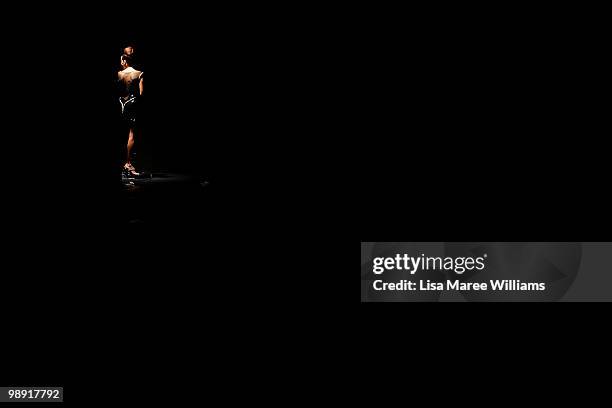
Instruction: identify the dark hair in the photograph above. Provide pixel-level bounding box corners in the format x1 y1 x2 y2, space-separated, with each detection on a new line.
121 53 134 66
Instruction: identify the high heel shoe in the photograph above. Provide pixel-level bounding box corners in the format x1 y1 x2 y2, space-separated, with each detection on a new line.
123 164 140 178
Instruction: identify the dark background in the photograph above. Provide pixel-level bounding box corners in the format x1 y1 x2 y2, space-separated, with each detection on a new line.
361 21 608 242
3 5 610 403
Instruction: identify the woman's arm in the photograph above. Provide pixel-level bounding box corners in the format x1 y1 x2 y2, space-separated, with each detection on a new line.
139 76 144 96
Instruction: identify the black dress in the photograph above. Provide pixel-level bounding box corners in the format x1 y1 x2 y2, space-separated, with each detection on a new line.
118 69 143 125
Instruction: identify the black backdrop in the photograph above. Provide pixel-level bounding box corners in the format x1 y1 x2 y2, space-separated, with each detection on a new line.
6 4 612 403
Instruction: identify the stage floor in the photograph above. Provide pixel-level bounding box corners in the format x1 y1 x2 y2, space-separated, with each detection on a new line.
121 172 210 226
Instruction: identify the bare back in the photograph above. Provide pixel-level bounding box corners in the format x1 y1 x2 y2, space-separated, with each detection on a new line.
118 68 143 100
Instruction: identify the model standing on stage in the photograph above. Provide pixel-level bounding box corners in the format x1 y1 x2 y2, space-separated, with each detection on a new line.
118 51 143 177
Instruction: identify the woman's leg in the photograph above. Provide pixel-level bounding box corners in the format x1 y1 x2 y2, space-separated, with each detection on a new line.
126 127 135 165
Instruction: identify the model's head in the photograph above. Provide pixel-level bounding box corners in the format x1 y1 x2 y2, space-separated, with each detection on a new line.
124 46 135 56
120 53 134 69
